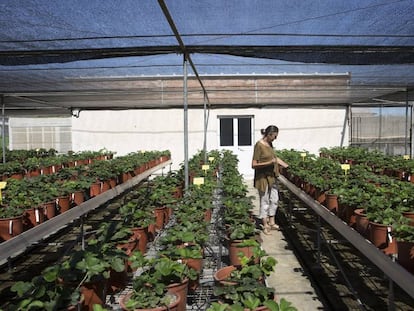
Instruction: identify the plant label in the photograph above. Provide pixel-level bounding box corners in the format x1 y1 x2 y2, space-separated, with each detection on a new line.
193 177 204 186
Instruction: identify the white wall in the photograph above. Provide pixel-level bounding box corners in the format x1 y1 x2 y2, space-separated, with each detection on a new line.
71 109 212 170
71 108 349 171
253 107 349 155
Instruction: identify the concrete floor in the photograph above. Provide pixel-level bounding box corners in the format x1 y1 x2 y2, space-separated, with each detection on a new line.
246 180 325 311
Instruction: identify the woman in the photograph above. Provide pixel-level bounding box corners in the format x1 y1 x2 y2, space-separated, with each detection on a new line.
251 125 288 235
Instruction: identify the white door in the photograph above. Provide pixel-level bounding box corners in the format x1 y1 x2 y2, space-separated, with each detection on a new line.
218 116 254 178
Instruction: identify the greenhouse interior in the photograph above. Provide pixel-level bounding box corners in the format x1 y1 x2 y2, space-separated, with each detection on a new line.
0 1 414 310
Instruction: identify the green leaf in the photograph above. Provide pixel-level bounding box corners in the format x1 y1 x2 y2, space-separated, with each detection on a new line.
11 281 33 297
27 300 45 309
279 298 298 311
110 257 126 272
42 266 59 282
263 300 279 311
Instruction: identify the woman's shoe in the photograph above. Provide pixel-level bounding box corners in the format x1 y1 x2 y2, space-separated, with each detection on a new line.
263 227 271 235
261 224 271 235
269 224 280 230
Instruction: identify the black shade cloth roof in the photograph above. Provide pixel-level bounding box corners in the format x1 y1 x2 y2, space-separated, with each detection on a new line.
0 0 414 115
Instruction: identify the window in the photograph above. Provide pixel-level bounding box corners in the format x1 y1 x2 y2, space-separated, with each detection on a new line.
220 118 234 146
238 118 252 146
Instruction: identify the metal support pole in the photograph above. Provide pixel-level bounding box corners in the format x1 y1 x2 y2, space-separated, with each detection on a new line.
1 95 5 164
405 90 409 156
203 93 208 164
388 254 396 311
183 55 189 191
379 104 383 150
286 191 293 225
316 215 321 267
410 101 413 159
349 105 353 145
81 216 85 251
341 104 350 147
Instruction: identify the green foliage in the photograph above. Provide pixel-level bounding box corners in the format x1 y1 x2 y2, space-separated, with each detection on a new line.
124 285 176 310
392 222 414 242
9 265 81 310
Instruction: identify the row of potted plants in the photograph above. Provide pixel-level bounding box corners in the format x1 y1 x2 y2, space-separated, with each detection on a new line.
319 146 414 182
208 150 296 311
277 147 414 274
0 150 171 242
0 148 59 162
0 149 115 180
118 150 225 311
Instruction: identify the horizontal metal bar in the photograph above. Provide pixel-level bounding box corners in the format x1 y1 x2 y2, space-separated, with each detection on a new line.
0 160 171 266
278 174 414 299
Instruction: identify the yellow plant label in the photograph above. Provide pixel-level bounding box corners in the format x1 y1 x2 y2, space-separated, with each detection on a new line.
202 164 210 171
341 164 350 171
300 152 307 158
0 182 5 203
193 177 204 185
403 155 410 160
208 157 215 162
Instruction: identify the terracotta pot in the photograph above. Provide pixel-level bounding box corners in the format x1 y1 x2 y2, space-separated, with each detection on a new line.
204 208 212 222
117 235 140 256
338 203 356 226
314 188 326 204
57 196 71 214
131 226 148 254
109 177 118 188
41 165 53 175
23 206 45 230
121 172 133 183
354 209 369 238
147 223 156 241
213 265 238 286
164 207 173 224
180 245 203 291
60 278 107 311
368 221 397 255
214 266 271 311
303 182 311 194
228 239 258 266
80 281 108 311
325 193 338 213
167 278 188 311
89 182 102 197
43 201 57 220
174 187 183 199
26 168 41 178
9 172 24 180
154 206 166 231
71 191 85 206
119 292 180 311
101 180 111 192
397 240 414 274
0 214 24 241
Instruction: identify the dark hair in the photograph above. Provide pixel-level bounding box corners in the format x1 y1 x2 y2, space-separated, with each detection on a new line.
261 125 279 137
